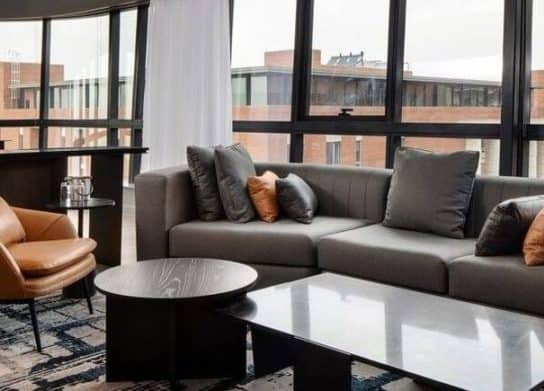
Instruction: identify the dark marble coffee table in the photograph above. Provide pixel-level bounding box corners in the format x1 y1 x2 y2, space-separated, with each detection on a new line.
95 258 257 389
223 272 544 391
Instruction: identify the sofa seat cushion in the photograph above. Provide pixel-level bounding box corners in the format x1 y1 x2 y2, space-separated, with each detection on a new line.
9 238 97 277
169 216 371 267
449 254 544 316
318 224 476 293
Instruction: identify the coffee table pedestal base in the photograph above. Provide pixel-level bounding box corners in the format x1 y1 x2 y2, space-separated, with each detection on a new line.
252 326 351 391
105 296 247 384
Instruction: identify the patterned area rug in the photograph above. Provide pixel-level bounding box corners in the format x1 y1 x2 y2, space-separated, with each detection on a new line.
0 294 427 390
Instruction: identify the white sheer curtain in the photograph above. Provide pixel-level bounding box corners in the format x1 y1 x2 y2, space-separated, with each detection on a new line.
142 0 232 171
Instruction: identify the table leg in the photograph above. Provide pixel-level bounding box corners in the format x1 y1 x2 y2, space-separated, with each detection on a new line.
105 297 247 382
293 339 351 391
251 326 294 377
169 302 177 390
77 209 84 238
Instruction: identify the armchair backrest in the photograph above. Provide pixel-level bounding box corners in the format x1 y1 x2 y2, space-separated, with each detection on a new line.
0 197 25 246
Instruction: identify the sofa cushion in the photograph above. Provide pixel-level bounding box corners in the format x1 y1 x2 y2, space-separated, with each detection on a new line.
449 254 544 316
318 224 477 293
276 173 318 224
214 143 256 223
247 171 280 223
169 217 370 267
383 147 479 238
9 238 97 277
475 196 544 256
186 145 224 221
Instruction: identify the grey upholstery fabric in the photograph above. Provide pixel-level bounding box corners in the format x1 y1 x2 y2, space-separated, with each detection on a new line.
475 196 544 256
248 263 318 290
383 147 479 238
465 175 544 237
449 254 544 316
186 145 224 221
134 165 195 260
255 162 392 222
318 224 477 293
215 144 256 223
169 216 370 267
276 173 318 224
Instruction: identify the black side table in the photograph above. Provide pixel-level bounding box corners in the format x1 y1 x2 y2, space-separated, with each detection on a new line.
46 198 116 298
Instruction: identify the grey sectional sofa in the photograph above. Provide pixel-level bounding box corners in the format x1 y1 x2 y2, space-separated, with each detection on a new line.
135 162 544 316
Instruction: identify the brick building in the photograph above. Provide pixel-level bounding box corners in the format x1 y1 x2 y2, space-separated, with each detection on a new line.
1 51 544 176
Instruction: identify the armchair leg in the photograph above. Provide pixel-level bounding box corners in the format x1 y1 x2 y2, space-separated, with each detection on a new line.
28 300 42 353
82 277 94 315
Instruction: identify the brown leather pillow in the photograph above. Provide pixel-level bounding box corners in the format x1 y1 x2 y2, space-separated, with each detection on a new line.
523 208 544 266
0 197 25 246
247 171 279 223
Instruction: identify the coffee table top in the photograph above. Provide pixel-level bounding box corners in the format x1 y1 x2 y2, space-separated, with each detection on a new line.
223 272 544 391
95 258 258 302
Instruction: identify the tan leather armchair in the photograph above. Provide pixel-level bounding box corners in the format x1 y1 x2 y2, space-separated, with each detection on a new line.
0 197 96 352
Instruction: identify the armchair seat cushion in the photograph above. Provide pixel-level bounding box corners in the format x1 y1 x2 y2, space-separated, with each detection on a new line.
9 238 97 277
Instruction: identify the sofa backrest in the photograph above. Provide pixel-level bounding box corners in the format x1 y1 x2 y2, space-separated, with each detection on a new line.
255 162 392 222
465 175 544 238
257 162 544 238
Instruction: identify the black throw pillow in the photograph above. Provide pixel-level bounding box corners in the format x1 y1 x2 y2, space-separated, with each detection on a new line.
383 147 480 238
214 143 256 223
276 173 318 224
187 145 224 221
475 196 544 256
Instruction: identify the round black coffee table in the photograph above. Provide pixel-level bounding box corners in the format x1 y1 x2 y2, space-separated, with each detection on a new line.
95 258 258 389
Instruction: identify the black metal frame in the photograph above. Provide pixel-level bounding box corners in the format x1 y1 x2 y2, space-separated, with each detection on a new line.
0 5 148 172
231 0 542 175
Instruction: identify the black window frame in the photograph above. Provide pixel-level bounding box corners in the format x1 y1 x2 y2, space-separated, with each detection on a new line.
0 4 148 179
231 0 540 176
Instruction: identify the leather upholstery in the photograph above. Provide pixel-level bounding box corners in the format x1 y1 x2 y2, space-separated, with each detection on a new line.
12 207 77 241
0 198 96 300
247 171 280 223
523 208 544 265
24 254 96 298
0 198 26 246
9 238 97 277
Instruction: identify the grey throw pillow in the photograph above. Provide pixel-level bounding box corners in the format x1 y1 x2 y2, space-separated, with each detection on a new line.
214 143 256 223
475 196 544 256
383 147 480 238
187 145 224 221
276 173 318 224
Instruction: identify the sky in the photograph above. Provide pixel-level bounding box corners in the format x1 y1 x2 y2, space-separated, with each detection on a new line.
0 2 542 83
232 0 544 83
0 10 136 81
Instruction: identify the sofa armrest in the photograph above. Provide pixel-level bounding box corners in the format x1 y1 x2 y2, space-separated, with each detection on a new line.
135 165 195 260
12 207 77 241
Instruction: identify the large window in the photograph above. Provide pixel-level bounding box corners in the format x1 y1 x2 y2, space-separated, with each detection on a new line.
0 7 145 184
304 135 386 167
309 0 390 117
0 21 42 119
531 0 544 124
233 132 290 162
402 138 500 175
231 0 296 121
402 0 504 123
119 10 137 119
49 15 109 119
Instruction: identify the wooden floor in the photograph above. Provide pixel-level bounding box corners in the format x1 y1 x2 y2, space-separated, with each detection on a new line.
68 186 137 265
